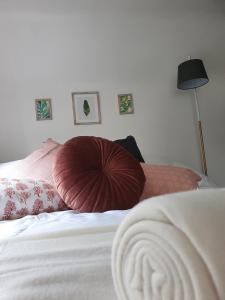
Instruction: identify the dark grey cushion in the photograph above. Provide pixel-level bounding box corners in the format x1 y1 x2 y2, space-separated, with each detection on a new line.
114 135 145 163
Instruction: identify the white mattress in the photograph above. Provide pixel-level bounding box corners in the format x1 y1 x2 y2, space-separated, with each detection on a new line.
0 209 130 240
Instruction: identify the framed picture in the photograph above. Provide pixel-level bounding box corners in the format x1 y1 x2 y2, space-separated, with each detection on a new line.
35 98 52 121
72 92 101 125
118 93 134 115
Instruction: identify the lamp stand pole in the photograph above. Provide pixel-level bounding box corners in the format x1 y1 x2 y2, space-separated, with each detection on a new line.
193 88 208 176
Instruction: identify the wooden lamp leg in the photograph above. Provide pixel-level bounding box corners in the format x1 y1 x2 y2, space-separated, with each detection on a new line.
194 89 208 176
198 120 208 176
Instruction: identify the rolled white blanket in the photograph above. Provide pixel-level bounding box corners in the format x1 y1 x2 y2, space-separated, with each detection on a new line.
112 188 225 300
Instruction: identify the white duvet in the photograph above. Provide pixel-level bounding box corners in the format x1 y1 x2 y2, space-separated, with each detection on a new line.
0 209 129 239
0 209 129 300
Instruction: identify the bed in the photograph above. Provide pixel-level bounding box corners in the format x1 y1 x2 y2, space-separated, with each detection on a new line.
0 136 219 300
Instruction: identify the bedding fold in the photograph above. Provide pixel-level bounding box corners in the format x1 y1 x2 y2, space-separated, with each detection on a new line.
112 188 225 300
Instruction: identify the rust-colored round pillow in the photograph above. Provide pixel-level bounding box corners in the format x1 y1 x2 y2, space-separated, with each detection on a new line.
53 136 145 212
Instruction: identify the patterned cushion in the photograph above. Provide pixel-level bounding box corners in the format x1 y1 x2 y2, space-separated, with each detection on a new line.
0 178 67 221
140 164 201 200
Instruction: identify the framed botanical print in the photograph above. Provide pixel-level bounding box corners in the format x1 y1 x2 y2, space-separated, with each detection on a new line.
72 92 101 125
118 93 134 115
35 98 52 121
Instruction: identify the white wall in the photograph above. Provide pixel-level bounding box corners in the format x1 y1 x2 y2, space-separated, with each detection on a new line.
0 0 225 186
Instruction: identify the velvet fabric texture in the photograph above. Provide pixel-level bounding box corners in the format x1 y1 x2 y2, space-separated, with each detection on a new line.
53 136 145 212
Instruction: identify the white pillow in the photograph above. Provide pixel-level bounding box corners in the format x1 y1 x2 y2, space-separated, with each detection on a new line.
0 160 24 178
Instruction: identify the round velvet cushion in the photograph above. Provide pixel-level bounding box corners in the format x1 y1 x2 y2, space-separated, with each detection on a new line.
53 136 145 212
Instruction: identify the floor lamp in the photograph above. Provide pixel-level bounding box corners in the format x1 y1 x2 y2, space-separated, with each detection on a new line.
177 58 209 176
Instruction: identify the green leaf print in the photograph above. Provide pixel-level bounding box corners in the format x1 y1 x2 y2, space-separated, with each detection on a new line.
83 100 90 116
36 100 50 119
119 95 133 113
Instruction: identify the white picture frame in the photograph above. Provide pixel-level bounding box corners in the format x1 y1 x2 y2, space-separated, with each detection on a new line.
72 92 101 125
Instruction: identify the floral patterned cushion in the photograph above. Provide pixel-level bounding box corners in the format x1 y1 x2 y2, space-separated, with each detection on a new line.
0 178 67 221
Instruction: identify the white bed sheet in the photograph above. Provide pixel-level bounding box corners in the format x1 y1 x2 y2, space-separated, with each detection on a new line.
0 160 23 178
0 209 130 240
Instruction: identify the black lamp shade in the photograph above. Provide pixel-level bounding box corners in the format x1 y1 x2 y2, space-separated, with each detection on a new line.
177 59 209 90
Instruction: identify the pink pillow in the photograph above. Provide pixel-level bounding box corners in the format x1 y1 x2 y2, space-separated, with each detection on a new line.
16 139 61 184
25 138 60 163
0 178 67 221
140 164 201 200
